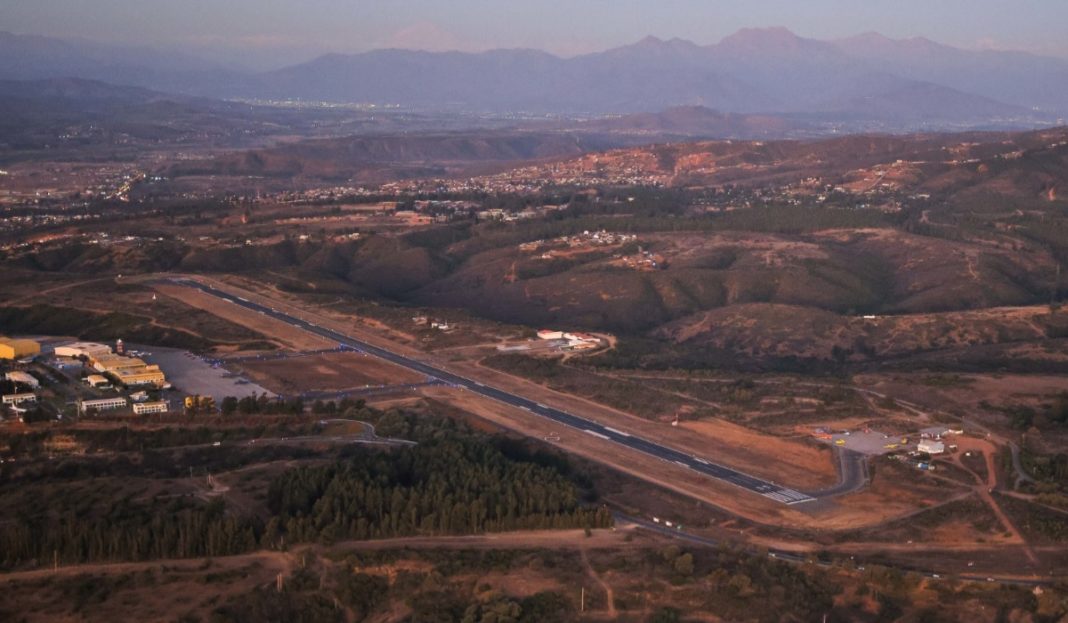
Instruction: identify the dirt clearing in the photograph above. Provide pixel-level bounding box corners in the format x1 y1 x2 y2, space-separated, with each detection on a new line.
153 283 333 351
678 419 837 485
235 351 426 394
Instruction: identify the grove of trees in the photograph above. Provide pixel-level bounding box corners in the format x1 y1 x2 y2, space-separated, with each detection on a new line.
266 435 612 545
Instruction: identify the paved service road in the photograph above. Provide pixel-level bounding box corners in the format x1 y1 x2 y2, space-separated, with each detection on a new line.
175 278 816 506
808 448 868 498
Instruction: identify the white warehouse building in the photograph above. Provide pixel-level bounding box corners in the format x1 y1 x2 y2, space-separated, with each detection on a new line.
4 371 39 389
78 396 127 415
132 401 168 415
2 393 37 406
55 342 112 359
918 439 945 455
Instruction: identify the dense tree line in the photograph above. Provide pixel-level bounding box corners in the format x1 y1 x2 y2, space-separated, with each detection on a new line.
266 436 611 544
220 393 304 416
0 498 259 568
1000 393 1068 431
1 411 608 570
1021 449 1068 483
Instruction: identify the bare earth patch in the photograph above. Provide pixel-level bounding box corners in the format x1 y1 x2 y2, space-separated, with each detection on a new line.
235 351 425 394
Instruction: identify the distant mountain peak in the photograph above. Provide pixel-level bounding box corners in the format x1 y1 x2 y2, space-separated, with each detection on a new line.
1 28 1064 123
845 31 894 43
612 35 703 56
711 26 844 59
835 32 953 55
635 35 666 46
719 26 802 46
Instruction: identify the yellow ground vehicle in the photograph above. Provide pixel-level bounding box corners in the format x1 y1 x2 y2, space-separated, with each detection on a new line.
184 395 216 414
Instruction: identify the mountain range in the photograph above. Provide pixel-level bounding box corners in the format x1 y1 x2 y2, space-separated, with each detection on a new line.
3 28 1068 127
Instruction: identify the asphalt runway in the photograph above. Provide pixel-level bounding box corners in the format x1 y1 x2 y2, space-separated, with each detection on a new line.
176 278 817 506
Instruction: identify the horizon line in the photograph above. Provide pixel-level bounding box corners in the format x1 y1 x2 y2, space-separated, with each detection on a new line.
5 26 1068 69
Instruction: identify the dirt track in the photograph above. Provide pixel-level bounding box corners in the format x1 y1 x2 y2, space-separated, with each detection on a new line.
0 550 293 584
0 528 648 585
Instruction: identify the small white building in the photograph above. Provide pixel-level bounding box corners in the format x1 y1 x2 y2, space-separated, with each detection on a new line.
918 440 945 455
4 371 39 389
85 374 112 388
79 396 127 415
537 330 565 340
2 393 37 406
132 401 168 415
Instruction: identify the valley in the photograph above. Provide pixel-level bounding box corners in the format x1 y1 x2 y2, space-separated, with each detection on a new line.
2 52 1068 620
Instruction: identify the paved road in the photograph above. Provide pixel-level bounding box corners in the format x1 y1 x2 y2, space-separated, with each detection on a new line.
809 448 868 498
619 513 1053 587
1008 441 1036 488
175 278 816 506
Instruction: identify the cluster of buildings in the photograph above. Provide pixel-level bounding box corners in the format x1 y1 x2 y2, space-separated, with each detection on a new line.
536 329 602 351
564 230 636 247
53 341 170 417
56 341 168 389
476 204 567 223
490 157 671 188
616 248 666 271
0 210 103 239
77 396 168 416
520 230 638 255
411 316 455 332
2 371 39 414
917 428 959 455
1 338 43 418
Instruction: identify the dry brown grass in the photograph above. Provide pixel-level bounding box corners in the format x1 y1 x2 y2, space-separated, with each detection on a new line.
235 351 424 394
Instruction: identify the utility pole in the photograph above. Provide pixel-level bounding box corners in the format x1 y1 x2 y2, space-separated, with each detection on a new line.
1052 263 1061 307
581 587 585 613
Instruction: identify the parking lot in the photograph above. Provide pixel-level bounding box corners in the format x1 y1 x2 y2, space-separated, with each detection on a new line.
820 429 912 455
139 346 272 404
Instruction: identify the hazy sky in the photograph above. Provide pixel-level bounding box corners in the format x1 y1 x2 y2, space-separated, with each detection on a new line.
4 0 1068 68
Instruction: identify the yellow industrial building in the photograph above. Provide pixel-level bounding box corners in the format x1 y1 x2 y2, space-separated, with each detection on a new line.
0 337 41 360
92 355 150 373
110 365 166 387
85 352 168 388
